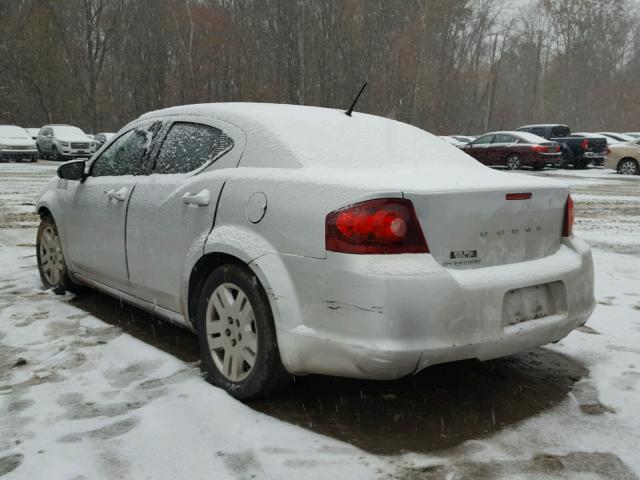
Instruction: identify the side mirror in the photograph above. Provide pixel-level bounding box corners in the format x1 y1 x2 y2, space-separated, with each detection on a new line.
57 160 86 181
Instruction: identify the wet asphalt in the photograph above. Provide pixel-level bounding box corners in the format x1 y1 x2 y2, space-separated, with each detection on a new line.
4 162 639 456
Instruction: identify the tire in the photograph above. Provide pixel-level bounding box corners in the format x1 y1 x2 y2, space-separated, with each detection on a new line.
36 215 83 294
196 264 290 399
573 158 588 170
52 145 62 162
618 158 639 175
505 154 521 170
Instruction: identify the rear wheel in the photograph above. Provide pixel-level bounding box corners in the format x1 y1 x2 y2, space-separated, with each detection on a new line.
36 216 82 293
506 154 521 170
618 158 639 175
196 264 290 399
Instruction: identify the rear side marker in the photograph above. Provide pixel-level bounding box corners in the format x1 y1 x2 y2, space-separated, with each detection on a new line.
506 192 532 200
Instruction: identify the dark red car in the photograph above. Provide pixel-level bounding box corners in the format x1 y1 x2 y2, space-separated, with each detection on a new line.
460 131 562 170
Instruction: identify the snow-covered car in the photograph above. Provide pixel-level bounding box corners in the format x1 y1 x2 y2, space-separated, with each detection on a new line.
36 124 98 161
0 125 38 162
438 135 466 147
93 132 115 147
597 132 635 144
604 138 640 175
624 132 640 138
451 135 476 143
35 103 596 398
26 127 40 140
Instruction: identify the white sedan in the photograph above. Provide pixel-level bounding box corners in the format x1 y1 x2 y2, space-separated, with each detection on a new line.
36 103 595 398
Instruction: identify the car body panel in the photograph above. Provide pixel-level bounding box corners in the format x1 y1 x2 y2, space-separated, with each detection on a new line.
605 140 640 172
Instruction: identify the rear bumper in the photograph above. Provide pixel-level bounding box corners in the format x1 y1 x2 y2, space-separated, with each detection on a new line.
269 237 595 379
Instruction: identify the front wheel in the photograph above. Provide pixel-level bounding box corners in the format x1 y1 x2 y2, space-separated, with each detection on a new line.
52 146 62 162
506 155 521 170
196 264 290 399
618 158 639 175
36 216 82 293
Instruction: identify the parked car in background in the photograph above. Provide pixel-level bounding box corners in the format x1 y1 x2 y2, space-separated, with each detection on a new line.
605 138 640 175
35 103 594 398
26 128 40 140
461 131 561 170
571 133 610 166
624 132 640 139
36 124 98 161
451 135 476 143
596 132 635 144
516 124 607 169
0 125 38 162
93 132 115 148
439 135 466 148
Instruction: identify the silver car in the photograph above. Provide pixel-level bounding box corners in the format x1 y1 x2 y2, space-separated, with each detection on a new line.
35 103 595 398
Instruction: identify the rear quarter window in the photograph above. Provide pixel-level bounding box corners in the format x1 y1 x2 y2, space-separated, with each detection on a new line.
153 122 234 174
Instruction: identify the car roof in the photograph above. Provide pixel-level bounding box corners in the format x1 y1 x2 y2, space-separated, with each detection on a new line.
134 102 487 170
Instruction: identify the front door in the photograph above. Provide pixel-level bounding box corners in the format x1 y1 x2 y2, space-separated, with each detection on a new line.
60 128 150 290
126 118 244 314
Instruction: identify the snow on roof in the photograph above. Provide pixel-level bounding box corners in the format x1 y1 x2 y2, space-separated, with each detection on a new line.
135 103 565 192
519 124 568 128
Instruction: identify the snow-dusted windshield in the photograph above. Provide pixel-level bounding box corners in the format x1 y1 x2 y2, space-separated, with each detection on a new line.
0 125 30 139
52 126 86 137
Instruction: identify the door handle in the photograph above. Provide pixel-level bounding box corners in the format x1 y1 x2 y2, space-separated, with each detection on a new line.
106 187 128 202
183 189 210 206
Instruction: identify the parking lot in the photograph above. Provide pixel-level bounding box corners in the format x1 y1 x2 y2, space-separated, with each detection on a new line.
1 161 640 478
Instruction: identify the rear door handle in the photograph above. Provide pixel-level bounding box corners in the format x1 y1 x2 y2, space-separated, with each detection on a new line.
106 187 128 202
183 189 210 206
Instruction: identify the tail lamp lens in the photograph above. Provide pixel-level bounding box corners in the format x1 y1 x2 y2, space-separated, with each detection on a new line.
325 198 429 254
563 194 574 237
581 138 589 150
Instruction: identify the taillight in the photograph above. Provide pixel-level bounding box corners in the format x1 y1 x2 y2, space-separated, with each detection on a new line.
562 194 574 237
531 145 549 153
607 148 611 155
580 138 589 150
325 198 429 254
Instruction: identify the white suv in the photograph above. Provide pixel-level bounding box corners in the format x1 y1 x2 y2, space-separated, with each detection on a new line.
36 124 97 161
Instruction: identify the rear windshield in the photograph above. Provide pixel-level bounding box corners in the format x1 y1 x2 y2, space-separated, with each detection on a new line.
0 126 30 139
516 132 548 144
550 126 570 137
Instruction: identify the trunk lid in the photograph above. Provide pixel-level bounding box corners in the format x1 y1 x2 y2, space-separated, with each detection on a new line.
404 186 568 269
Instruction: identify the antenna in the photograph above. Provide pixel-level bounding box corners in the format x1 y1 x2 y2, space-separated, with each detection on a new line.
345 82 368 117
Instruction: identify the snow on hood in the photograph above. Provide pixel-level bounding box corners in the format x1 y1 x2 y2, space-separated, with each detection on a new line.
137 103 567 193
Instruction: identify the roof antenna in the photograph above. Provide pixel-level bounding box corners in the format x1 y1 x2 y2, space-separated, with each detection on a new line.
345 82 368 117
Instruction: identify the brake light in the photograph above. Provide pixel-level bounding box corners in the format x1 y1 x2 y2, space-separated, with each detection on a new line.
325 198 429 254
580 138 589 150
531 144 560 153
562 194 574 237
607 148 611 155
506 192 532 200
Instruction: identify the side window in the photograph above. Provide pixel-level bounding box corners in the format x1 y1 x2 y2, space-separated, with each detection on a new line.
531 127 547 137
473 134 494 145
551 126 570 137
153 122 233 175
91 129 147 177
493 134 515 144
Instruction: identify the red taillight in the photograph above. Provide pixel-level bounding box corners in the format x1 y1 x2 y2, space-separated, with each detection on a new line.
607 148 611 155
531 145 549 153
325 198 429 254
531 144 560 153
580 138 589 150
562 194 574 237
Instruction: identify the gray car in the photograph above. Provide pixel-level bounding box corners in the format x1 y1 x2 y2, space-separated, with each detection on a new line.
36 124 97 161
35 103 595 398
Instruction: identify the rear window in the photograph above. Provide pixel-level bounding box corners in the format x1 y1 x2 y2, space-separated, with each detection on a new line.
153 122 234 174
550 126 570 137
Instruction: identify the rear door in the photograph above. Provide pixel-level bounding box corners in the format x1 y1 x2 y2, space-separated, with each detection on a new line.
126 117 245 314
490 134 518 166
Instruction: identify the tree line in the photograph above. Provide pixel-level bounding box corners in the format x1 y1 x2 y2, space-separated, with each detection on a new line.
1 0 638 135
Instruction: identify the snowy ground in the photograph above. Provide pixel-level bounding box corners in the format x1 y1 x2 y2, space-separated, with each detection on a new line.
1 163 640 479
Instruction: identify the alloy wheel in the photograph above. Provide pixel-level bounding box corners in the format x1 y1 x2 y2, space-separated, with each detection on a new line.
620 160 638 175
506 155 520 170
205 282 258 382
39 225 64 286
